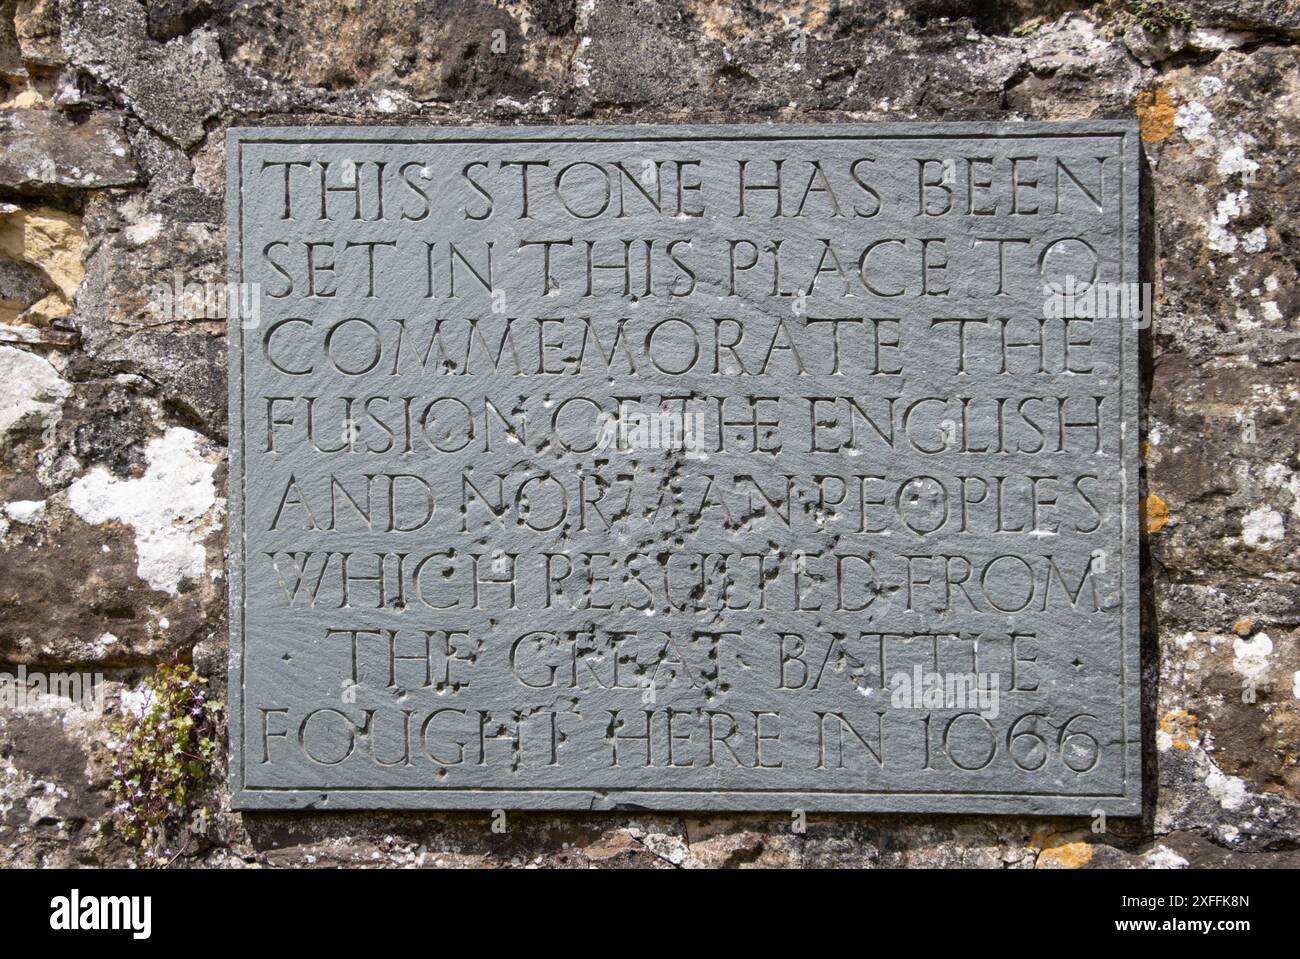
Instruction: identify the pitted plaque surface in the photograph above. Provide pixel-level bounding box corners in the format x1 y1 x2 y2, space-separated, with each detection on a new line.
228 123 1141 812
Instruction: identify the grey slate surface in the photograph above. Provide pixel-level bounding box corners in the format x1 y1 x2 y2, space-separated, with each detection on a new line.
227 122 1142 813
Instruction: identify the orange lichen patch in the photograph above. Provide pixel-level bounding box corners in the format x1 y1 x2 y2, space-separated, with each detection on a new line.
1143 494 1169 533
1136 88 1176 142
1232 618 1255 637
1036 842 1093 869
1141 440 1151 458
581 831 639 862
1161 710 1199 751
1027 828 1080 852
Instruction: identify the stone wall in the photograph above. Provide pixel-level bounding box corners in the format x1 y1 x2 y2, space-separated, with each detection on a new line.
0 0 1296 868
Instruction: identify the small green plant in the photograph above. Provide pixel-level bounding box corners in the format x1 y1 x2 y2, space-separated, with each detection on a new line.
1012 17 1044 38
110 662 222 867
1128 0 1194 33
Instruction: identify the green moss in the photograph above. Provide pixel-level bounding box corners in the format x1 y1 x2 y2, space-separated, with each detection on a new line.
109 662 222 867
1012 17 1044 38
1128 0 1194 34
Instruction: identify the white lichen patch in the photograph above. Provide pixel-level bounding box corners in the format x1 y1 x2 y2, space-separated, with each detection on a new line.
1142 845 1189 869
1239 227 1267 253
26 780 71 825
372 90 407 113
1216 142 1259 179
1261 462 1300 518
4 500 46 524
1206 190 1253 254
67 427 218 594
1232 632 1273 682
0 346 71 438
1174 101 1213 141
1241 506 1284 548
123 212 163 247
1204 763 1248 811
1189 28 1251 52
119 684 156 720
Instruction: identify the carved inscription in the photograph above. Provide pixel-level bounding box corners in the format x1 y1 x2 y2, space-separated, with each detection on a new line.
228 124 1141 812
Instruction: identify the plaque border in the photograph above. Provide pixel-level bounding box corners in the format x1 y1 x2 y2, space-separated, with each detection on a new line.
226 122 1142 814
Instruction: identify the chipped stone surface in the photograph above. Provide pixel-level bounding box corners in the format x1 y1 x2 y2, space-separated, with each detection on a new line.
0 0 1294 866
0 109 138 193
11 0 60 67
0 206 80 294
61 3 224 148
0 254 52 321
1182 0 1300 33
0 343 67 436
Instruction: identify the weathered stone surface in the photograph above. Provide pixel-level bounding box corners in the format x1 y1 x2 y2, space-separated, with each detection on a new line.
1182 0 1300 34
0 109 138 192
0 1 22 81
0 254 51 319
73 189 228 433
67 428 217 592
0 343 67 436
0 707 115 866
0 365 225 669
0 204 83 304
12 0 60 67
62 0 225 148
0 0 1293 866
145 0 218 43
0 512 204 664
220 0 540 101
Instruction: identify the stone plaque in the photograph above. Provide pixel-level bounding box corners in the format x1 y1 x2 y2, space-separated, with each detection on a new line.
227 123 1141 813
